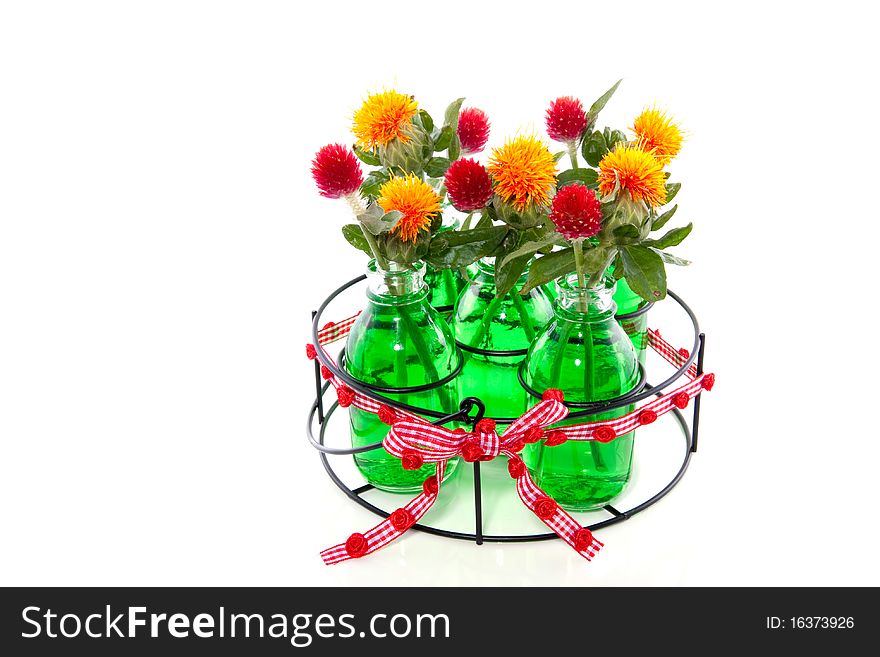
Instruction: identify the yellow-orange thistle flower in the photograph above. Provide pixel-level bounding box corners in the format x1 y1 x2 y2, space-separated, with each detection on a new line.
598 144 667 207
487 135 557 211
377 174 440 243
631 108 683 165
352 90 419 150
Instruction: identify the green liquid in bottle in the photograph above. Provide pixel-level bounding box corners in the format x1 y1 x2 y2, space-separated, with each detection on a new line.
345 261 461 492
522 274 639 510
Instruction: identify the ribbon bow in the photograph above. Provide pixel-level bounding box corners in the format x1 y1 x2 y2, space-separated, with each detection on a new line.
320 390 604 565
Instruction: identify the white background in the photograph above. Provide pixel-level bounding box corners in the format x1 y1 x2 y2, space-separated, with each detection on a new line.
2 0 878 586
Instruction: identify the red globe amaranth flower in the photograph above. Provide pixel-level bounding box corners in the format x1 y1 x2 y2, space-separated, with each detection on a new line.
534 496 558 520
594 426 617 443
401 450 424 471
673 392 690 409
336 385 355 408
458 108 491 154
389 508 414 531
507 457 526 479
524 426 544 444
545 96 588 143
574 528 594 552
311 144 364 199
544 430 567 447
475 418 497 434
305 343 317 360
444 158 493 212
702 373 716 391
461 440 483 463
320 365 333 381
542 388 564 402
550 183 602 241
345 532 369 558
638 409 658 425
423 476 439 496
378 404 396 425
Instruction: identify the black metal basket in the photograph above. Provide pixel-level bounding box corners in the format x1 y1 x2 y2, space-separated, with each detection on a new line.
307 274 706 545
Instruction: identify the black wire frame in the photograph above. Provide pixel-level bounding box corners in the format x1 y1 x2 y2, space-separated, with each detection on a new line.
306 275 709 545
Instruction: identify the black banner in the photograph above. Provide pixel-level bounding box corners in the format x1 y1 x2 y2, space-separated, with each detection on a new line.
0 587 869 654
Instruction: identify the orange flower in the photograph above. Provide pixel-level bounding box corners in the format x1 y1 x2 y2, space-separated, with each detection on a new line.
352 90 419 150
377 175 440 243
598 144 667 207
631 108 683 165
487 135 557 211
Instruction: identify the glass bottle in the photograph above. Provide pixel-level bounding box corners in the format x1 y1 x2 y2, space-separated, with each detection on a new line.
424 216 465 313
521 273 639 510
612 272 650 365
345 260 461 492
452 258 553 425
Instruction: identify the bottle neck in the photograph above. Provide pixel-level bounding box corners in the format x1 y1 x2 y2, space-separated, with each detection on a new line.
554 272 617 321
476 257 531 284
365 260 428 304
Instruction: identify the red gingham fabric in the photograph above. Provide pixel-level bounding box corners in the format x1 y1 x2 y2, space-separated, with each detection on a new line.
311 315 714 565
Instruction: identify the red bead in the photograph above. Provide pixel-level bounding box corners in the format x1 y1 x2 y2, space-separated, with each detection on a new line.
389 508 414 531
422 476 439 496
305 344 317 360
320 365 333 380
542 388 565 402
574 528 594 552
475 418 497 434
544 430 568 447
673 392 690 409
452 427 467 435
524 426 544 444
378 404 396 425
336 385 355 408
461 441 483 463
345 532 369 558
534 496 558 520
638 409 658 425
507 457 526 479
401 450 424 471
679 348 690 359
508 439 525 453
594 426 617 443
702 373 715 391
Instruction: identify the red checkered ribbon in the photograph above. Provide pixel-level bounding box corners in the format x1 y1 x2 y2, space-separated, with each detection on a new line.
320 391 604 565
308 315 715 565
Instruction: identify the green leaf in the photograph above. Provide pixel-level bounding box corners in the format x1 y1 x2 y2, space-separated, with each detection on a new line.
352 145 381 166
612 224 640 242
603 127 626 150
581 131 608 167
557 167 599 188
417 110 434 133
495 249 534 297
425 225 508 269
646 222 692 249
586 79 622 129
650 248 691 266
448 134 461 161
611 253 625 279
424 157 452 178
359 170 390 201
433 126 453 152
665 182 681 204
521 247 576 294
498 233 561 270
341 224 373 258
553 150 567 162
583 244 613 274
651 204 677 231
443 97 465 131
357 203 402 235
620 244 667 302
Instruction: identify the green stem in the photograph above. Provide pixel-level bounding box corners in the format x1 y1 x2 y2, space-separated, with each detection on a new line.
567 141 580 169
360 225 388 271
547 321 574 390
572 239 588 313
441 269 457 306
587 247 617 289
471 297 503 349
582 320 605 471
398 306 456 414
509 289 535 343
